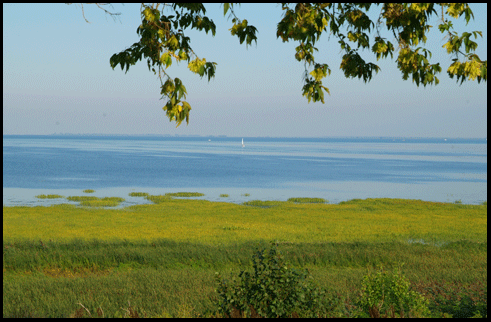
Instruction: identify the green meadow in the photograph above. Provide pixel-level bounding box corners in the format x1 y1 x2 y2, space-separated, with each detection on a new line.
3 196 487 317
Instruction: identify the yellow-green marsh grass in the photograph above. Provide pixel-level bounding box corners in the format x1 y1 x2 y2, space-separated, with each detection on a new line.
66 196 98 202
3 198 486 244
165 192 205 197
144 194 173 203
35 194 64 199
219 194 229 198
287 197 328 203
3 198 486 317
128 192 149 197
65 196 125 207
83 189 95 193
79 197 125 207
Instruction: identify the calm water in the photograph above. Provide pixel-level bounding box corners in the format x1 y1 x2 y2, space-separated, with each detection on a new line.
3 135 487 206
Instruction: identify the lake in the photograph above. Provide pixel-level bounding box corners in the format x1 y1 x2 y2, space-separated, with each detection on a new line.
2 135 487 207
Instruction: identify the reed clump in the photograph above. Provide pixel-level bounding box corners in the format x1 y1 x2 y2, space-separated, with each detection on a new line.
219 194 229 198
83 189 95 193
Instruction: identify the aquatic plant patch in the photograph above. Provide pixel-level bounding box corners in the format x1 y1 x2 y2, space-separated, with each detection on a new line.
287 197 328 203
79 197 125 207
66 196 99 202
165 192 205 197
35 194 64 199
144 194 173 203
128 192 149 197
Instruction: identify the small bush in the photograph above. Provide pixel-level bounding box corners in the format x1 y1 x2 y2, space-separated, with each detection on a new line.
426 283 487 318
357 265 430 318
213 243 337 318
83 189 95 193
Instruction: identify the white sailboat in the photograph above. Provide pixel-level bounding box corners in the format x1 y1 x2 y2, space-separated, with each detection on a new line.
242 138 245 147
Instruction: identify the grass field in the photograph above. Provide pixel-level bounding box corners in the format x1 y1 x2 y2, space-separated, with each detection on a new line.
3 196 487 317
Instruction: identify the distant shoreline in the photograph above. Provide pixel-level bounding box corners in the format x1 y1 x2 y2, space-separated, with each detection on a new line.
3 133 488 140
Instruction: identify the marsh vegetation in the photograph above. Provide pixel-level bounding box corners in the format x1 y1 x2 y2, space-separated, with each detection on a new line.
3 197 487 317
35 194 64 199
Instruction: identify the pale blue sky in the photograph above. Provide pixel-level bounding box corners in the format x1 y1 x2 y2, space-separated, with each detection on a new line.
3 3 487 137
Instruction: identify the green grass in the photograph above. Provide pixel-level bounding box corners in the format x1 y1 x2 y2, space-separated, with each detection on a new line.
219 194 229 198
35 194 64 199
3 198 487 317
83 189 95 193
242 193 250 197
287 197 328 203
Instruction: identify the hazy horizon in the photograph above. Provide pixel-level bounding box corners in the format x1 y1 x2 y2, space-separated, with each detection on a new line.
3 3 487 138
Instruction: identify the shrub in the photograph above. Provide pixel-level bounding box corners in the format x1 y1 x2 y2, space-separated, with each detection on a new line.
213 243 337 318
426 283 487 318
357 264 430 318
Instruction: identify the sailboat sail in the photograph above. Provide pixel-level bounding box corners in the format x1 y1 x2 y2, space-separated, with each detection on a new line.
242 138 245 147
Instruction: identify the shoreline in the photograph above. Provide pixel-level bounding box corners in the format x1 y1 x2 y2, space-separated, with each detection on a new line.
3 188 487 208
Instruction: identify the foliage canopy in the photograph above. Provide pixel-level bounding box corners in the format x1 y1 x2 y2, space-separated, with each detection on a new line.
72 3 487 127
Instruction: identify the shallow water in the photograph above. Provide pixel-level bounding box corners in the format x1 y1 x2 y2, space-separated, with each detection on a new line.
3 136 487 206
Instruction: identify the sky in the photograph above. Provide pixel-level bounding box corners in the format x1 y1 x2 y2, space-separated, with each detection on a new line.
3 3 487 137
